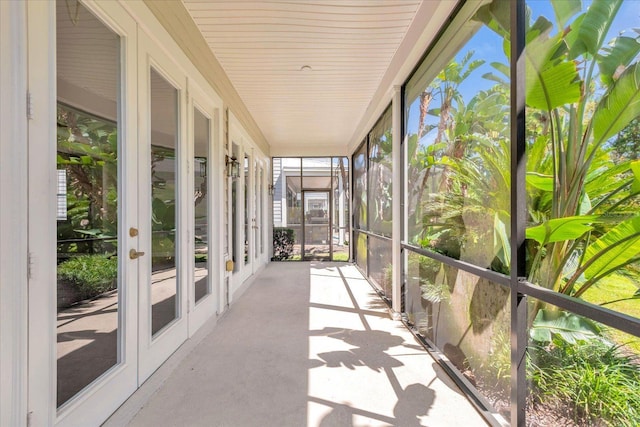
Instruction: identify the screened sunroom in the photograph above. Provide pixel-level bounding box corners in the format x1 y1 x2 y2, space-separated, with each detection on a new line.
1 1 639 426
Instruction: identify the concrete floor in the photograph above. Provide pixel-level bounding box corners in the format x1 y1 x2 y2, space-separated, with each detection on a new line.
108 262 488 427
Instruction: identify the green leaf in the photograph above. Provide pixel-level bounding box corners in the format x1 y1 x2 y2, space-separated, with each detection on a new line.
80 155 93 165
526 60 582 110
552 0 581 30
592 62 640 145
473 0 510 36
584 161 632 197
525 22 581 110
490 61 510 79
564 13 585 53
526 16 554 44
583 216 640 280
460 59 486 83
73 229 114 239
526 215 599 245
631 160 640 193
598 36 640 86
482 72 508 85
527 172 554 191
493 213 510 267
530 309 601 344
579 192 591 215
569 0 623 59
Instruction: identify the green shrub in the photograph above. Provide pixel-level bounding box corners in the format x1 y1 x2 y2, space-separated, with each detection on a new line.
272 227 295 260
529 338 640 426
58 254 118 299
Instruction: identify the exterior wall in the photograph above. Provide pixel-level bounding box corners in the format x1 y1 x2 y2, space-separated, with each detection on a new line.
272 158 283 226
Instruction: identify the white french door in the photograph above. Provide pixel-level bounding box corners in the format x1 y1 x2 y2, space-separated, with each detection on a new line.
188 84 221 335
136 30 189 383
28 1 139 426
230 144 253 288
253 160 267 272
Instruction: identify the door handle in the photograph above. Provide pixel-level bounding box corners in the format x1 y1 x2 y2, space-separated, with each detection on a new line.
129 249 145 260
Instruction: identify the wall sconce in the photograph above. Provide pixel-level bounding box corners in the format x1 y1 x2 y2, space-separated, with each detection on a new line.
268 183 275 196
225 155 240 179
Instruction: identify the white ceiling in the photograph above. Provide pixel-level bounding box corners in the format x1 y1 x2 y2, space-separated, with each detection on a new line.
182 0 455 154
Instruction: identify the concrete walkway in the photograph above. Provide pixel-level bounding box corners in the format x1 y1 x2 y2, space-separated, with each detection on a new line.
111 262 487 427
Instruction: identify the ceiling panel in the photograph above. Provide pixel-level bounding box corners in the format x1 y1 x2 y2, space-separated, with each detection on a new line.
182 0 425 150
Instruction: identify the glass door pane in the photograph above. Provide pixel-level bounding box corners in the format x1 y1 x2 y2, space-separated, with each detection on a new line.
149 68 179 336
303 191 330 260
259 166 264 255
193 108 209 304
254 161 260 260
244 154 250 265
231 143 239 271
56 0 120 407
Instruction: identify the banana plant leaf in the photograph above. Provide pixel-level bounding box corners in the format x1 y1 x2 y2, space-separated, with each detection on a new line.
526 215 599 245
527 172 554 192
631 160 640 193
530 309 602 344
525 18 582 111
584 161 633 198
493 213 510 267
552 0 581 30
592 62 640 146
598 36 640 86
583 215 640 280
568 0 623 59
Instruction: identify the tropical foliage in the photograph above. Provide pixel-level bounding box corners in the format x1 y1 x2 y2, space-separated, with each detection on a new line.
56 104 118 258
406 28 511 273
522 0 640 308
407 0 640 307
529 337 640 426
57 254 118 299
404 0 640 424
150 145 178 266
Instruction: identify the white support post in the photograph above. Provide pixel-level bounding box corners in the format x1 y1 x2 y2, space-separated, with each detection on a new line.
26 1 57 425
391 86 403 316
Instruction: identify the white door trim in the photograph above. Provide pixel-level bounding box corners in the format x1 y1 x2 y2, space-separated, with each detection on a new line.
1 2 28 426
